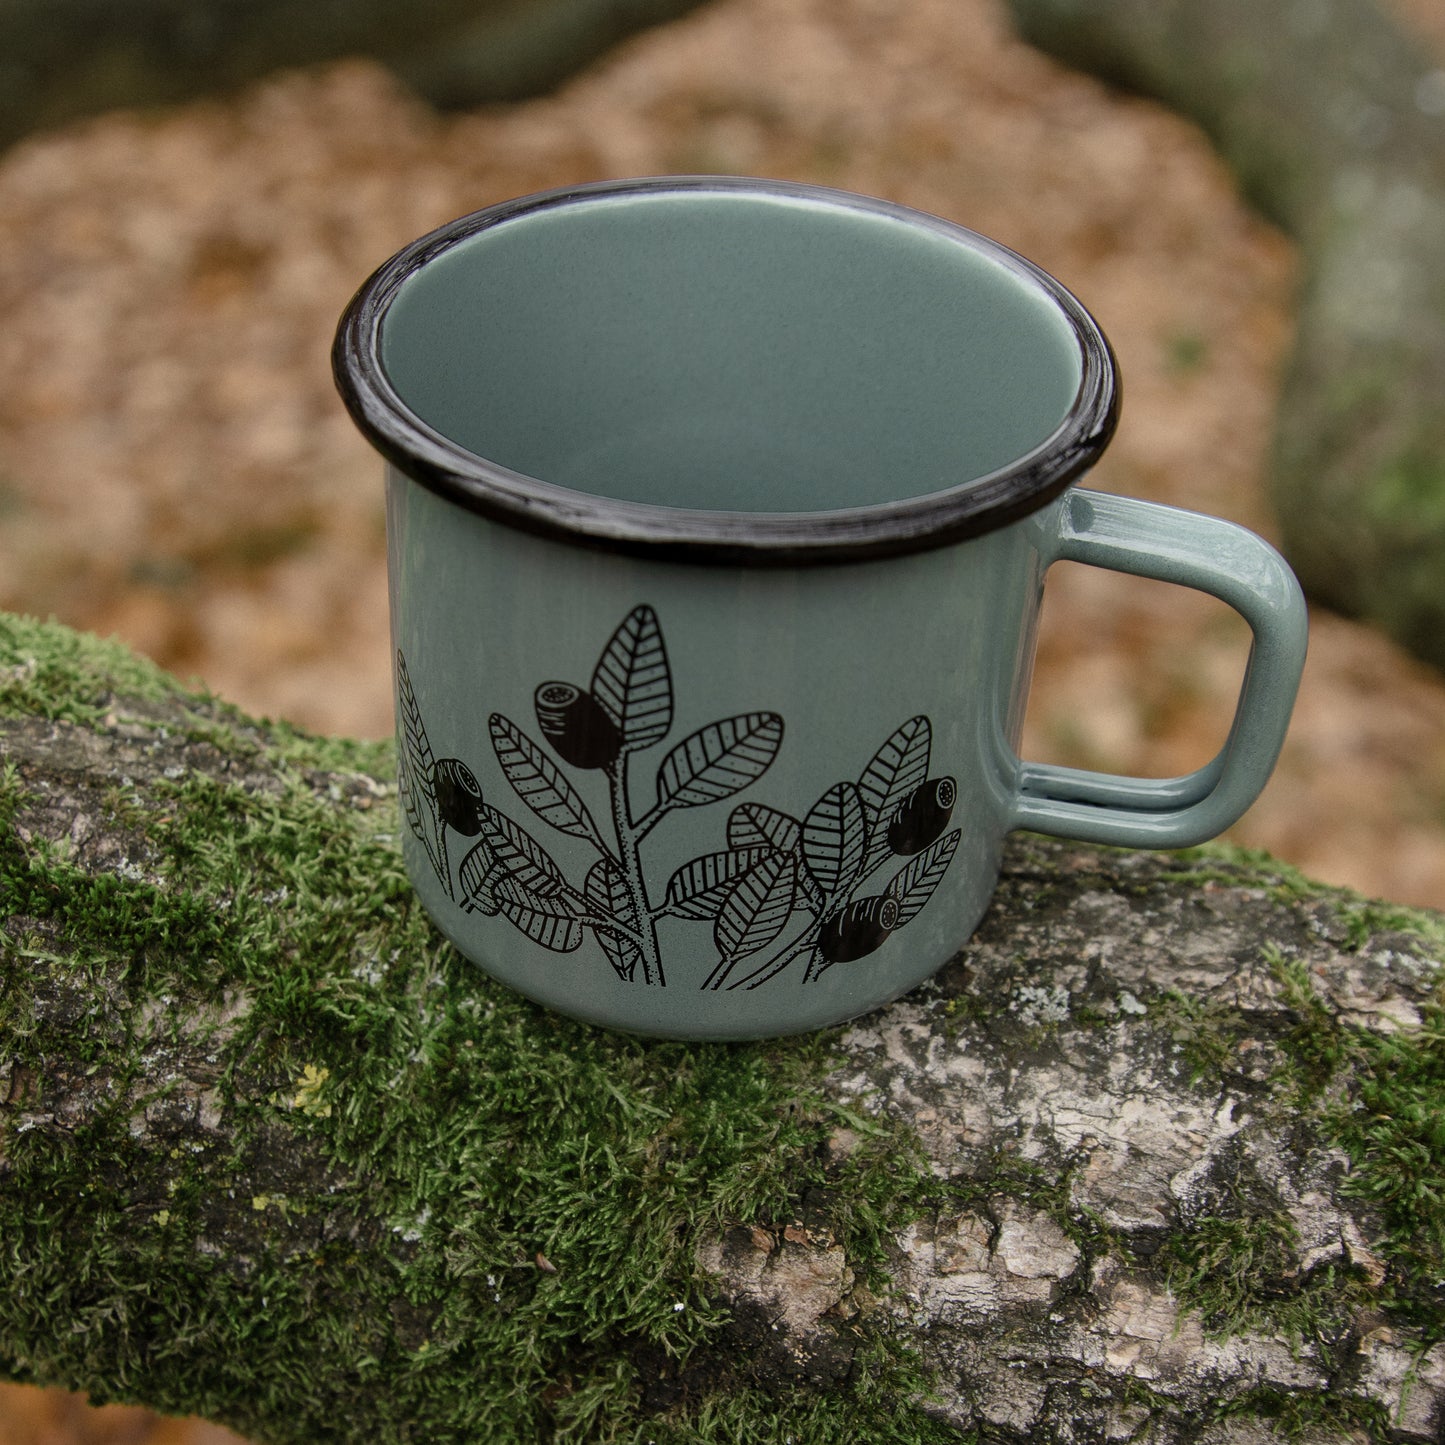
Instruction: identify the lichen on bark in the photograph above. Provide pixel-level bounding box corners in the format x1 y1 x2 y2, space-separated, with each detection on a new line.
3 612 1445 1443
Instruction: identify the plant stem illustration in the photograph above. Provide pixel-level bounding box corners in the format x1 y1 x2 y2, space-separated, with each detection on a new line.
395 607 959 992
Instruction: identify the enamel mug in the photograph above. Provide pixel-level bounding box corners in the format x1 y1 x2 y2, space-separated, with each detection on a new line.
333 176 1308 1040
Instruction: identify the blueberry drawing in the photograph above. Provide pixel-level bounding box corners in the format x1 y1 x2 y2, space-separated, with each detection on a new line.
818 894 899 964
433 757 485 836
534 682 623 771
887 776 957 856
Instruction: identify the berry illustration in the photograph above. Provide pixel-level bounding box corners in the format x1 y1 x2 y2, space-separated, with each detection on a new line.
397 615 960 994
887 776 956 856
432 757 484 835
534 681 623 770
818 893 900 964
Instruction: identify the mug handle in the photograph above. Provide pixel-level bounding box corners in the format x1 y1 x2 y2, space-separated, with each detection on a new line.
1010 488 1309 849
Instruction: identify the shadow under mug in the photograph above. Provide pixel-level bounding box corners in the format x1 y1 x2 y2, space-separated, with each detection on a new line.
334 175 1308 1041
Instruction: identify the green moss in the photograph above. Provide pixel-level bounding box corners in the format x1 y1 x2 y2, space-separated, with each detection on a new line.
0 612 188 722
1151 988 1248 1083
633 1367 971 1445
1324 1009 1445 1331
1162 1209 1371 1346
0 611 390 778
1269 948 1353 1098
3 819 945 1437
1211 1384 1392 1441
1148 938 1445 1346
1258 950 1445 1337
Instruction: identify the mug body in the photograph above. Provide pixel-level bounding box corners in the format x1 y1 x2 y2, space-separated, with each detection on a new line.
387 469 1051 1038
337 176 1121 1039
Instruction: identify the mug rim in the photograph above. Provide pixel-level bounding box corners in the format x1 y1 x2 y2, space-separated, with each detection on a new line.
333 175 1119 567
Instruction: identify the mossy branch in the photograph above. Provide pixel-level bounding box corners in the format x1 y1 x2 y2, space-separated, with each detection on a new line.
4 612 1445 1442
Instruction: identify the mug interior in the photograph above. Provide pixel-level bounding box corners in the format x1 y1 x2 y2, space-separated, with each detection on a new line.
378 189 1084 514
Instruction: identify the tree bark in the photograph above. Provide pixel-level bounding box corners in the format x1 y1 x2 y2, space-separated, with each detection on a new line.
3 613 1445 1442
1003 0 1445 674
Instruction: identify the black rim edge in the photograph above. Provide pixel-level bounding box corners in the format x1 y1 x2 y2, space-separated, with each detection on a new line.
332 176 1120 567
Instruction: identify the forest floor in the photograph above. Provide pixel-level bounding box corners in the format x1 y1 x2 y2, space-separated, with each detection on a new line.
2 0 1444 1438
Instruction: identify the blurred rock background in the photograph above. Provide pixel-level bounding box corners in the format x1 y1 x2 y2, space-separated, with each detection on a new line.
1 0 1444 1438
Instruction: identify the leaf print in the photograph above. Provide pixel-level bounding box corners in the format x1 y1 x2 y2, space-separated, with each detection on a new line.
458 838 503 916
800 944 829 986
727 802 802 855
395 649 450 893
794 862 826 916
665 846 773 920
398 761 439 882
714 852 796 962
493 874 584 952
729 802 823 912
885 829 961 927
397 760 428 852
591 605 672 752
394 612 958 996
656 713 784 809
586 857 642 980
726 932 817 992
478 804 567 899
858 716 932 874
801 782 867 902
396 651 437 838
490 713 606 848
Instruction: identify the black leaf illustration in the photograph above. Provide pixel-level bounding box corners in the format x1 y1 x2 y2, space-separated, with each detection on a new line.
458 838 504 916
396 652 438 840
656 713 784 809
795 865 826 916
727 802 802 854
493 874 584 953
858 716 932 874
396 649 453 895
478 804 567 899
591 605 672 753
490 713 605 846
885 829 961 927
665 846 773 920
396 625 957 996
586 857 642 980
714 851 796 962
799 944 828 986
801 782 868 902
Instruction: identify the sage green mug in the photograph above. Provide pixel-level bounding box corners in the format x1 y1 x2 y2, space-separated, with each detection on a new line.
334 176 1307 1040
